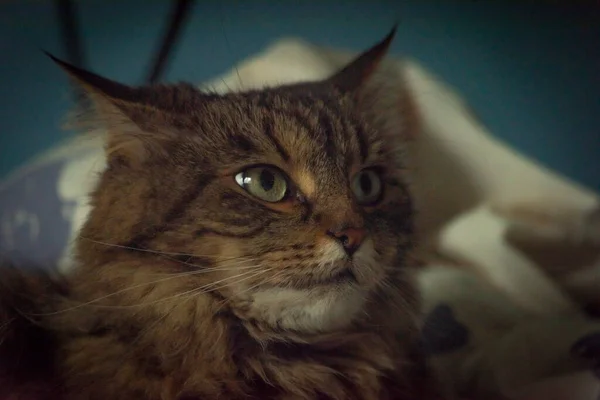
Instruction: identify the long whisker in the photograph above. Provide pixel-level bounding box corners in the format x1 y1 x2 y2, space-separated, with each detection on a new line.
79 236 252 262
34 261 262 315
84 267 269 310
148 253 260 276
135 268 272 310
115 268 273 350
213 267 288 314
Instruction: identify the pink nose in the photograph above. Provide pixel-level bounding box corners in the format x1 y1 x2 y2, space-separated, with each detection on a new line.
328 227 366 256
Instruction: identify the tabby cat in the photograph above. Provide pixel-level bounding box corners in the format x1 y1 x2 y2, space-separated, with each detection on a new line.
0 28 446 399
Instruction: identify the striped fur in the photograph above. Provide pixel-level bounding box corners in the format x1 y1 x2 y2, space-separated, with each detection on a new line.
0 29 448 399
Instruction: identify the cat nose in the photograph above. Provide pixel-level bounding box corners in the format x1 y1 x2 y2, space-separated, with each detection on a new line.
327 227 366 256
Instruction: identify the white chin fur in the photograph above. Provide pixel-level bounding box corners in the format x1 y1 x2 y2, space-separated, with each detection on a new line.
250 286 365 332
248 239 378 333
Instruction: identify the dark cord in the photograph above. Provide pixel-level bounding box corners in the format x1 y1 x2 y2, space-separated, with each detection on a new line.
146 0 195 84
54 0 86 68
54 0 194 86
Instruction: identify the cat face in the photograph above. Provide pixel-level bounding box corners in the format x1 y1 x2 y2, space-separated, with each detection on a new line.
58 28 418 333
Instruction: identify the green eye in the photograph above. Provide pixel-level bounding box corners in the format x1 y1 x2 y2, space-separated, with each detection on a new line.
351 169 383 205
235 166 289 203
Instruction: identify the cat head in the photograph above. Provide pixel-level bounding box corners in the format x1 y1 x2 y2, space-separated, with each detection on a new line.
54 27 419 333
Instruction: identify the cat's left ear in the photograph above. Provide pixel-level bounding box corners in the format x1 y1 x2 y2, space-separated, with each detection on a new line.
327 26 419 139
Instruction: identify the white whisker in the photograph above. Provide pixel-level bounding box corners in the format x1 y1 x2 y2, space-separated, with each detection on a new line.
213 267 288 315
79 236 253 262
34 261 262 315
90 268 270 310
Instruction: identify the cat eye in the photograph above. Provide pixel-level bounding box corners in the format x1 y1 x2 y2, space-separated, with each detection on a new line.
235 166 290 203
351 169 383 205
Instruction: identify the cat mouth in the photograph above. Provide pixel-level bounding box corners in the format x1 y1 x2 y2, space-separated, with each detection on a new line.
261 263 359 290
294 266 357 289
318 267 357 286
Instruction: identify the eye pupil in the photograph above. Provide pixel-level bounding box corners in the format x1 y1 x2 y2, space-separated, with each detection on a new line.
260 169 275 191
351 168 383 206
359 173 372 195
235 166 290 203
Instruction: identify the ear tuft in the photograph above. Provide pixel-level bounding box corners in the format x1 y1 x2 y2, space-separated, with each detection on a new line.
47 52 172 168
328 25 397 92
328 26 420 144
45 51 139 102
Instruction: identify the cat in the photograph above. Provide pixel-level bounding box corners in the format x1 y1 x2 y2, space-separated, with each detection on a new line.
0 27 447 399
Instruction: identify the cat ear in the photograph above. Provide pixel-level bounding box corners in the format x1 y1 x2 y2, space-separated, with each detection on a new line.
328 26 420 141
328 25 397 92
47 52 169 167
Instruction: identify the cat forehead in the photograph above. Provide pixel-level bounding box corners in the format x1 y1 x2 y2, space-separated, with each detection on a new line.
138 83 386 191
199 86 369 164
226 90 378 197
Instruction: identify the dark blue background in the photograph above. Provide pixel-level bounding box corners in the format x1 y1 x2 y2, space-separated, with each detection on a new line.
1 1 598 190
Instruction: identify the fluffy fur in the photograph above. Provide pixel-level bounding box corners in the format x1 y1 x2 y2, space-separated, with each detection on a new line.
0 29 446 399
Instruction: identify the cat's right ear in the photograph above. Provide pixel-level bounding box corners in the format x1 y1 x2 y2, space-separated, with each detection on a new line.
327 26 397 93
47 52 171 168
327 26 420 141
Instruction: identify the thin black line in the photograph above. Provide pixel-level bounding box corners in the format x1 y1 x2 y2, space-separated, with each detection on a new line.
354 125 370 163
55 0 86 68
54 0 87 105
317 111 339 160
262 115 290 161
166 175 213 224
146 0 195 84
122 173 213 249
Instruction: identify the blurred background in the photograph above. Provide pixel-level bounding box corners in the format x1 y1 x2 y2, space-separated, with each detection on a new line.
1 3 599 395
1 0 599 190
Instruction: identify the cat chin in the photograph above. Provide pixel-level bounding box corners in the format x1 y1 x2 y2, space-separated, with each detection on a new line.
248 285 366 333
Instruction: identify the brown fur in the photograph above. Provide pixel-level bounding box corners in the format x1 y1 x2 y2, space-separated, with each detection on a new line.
1 29 448 399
